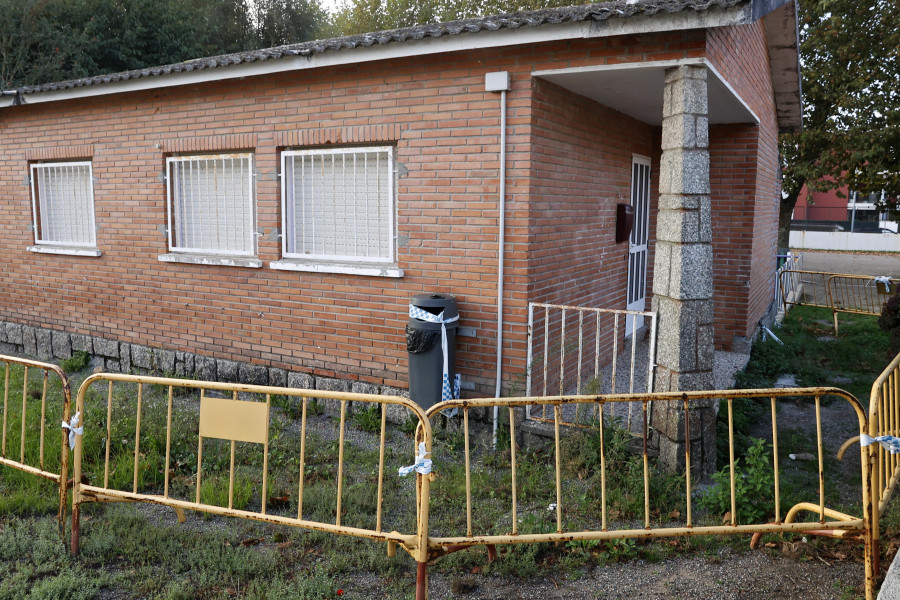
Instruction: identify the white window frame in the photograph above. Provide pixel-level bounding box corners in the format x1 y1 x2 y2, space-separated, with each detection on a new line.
29 161 98 250
165 153 256 257
279 146 396 265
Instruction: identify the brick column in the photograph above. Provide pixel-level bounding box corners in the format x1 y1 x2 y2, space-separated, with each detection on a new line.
651 65 716 477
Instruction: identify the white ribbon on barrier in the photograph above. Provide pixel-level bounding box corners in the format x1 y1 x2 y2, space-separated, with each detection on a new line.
61 411 83 450
861 434 900 454
399 442 432 476
869 276 894 294
409 304 460 403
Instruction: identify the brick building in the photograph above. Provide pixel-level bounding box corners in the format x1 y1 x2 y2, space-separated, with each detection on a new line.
0 0 801 428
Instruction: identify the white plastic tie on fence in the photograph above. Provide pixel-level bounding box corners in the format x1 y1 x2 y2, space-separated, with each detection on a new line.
869 276 893 293
860 434 900 454
399 442 432 477
61 411 83 450
409 304 460 402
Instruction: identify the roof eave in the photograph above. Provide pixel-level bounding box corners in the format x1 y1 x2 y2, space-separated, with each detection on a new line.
762 0 803 133
4 2 753 108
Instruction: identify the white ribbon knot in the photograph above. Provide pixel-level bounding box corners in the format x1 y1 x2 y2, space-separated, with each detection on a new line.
870 276 893 293
61 411 83 450
861 434 900 454
399 442 432 477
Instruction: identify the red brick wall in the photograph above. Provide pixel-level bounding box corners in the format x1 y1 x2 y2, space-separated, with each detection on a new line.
0 26 770 393
706 21 781 348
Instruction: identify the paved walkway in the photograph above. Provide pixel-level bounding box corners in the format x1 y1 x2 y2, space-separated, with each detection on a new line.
800 250 900 278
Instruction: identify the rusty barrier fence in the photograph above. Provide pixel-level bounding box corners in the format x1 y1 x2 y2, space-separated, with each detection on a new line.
5 367 893 598
0 354 71 535
779 270 899 333
867 350 900 580
423 388 884 600
69 373 434 581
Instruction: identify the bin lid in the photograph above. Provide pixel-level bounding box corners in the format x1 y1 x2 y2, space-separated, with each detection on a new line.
410 293 458 318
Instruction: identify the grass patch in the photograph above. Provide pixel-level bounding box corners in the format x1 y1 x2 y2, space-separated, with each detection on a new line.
735 306 888 398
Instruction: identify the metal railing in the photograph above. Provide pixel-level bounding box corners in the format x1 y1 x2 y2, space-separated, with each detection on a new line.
0 355 71 535
774 252 803 317
70 373 432 575
525 303 656 431
779 270 898 333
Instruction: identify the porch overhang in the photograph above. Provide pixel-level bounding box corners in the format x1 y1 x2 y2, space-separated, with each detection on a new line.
533 58 758 127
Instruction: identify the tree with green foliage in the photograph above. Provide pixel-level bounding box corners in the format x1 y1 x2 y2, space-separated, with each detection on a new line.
0 0 88 88
0 0 327 89
253 0 325 47
330 0 572 36
779 0 900 248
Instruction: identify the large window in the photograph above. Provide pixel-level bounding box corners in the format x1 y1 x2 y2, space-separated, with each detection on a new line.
281 147 394 264
30 161 97 249
166 153 255 256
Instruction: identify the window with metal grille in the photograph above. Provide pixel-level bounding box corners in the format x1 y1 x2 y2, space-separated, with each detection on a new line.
30 161 97 247
281 147 394 263
166 154 255 256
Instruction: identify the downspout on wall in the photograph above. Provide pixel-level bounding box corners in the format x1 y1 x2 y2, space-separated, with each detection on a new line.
485 71 510 446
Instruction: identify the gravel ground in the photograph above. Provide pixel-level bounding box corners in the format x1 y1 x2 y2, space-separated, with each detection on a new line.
423 550 864 599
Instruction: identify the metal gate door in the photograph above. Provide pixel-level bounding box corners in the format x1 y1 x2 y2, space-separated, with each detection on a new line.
626 155 651 335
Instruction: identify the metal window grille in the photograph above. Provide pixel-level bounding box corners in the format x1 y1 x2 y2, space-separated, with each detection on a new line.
281 147 394 263
166 154 255 256
30 161 97 247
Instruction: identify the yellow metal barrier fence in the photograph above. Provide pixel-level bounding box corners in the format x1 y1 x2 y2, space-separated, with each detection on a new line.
424 388 879 599
0 354 71 536
868 350 900 579
779 270 898 333
62 373 898 599
70 373 433 595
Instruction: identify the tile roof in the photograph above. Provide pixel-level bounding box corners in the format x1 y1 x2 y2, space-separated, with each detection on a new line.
15 0 745 95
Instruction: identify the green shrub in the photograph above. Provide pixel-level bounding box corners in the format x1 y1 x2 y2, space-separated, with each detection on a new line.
60 351 90 374
352 404 381 433
700 438 774 524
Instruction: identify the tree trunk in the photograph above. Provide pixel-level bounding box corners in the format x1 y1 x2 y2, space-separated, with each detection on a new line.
778 190 801 252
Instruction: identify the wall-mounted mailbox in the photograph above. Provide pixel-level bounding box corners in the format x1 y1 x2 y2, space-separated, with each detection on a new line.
616 204 634 243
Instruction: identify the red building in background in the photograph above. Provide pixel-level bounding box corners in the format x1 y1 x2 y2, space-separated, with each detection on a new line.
793 180 897 232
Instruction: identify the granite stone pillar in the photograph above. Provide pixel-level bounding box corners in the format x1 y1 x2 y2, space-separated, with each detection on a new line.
651 65 716 477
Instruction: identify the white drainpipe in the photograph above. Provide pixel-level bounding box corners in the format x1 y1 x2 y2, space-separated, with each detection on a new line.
485 72 510 446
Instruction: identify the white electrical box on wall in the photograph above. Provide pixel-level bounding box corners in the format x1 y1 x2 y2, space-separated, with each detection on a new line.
485 71 510 92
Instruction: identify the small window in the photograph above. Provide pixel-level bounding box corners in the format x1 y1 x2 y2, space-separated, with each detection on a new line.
281 147 394 264
166 153 255 256
30 161 97 248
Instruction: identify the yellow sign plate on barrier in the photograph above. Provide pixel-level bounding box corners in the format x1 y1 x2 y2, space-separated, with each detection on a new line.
199 396 269 444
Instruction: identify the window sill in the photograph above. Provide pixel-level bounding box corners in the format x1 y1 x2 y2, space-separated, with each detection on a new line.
270 260 403 278
158 253 262 268
28 245 102 257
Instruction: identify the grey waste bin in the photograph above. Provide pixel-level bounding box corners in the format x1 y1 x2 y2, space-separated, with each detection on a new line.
406 294 458 411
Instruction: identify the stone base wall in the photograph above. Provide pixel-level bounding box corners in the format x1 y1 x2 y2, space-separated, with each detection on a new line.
0 320 413 421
